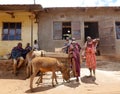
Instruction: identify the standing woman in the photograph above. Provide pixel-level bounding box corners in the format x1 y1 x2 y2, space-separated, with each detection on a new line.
82 36 99 77
68 38 81 82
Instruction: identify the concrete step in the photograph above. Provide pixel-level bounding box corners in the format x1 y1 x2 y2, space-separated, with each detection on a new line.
96 55 120 62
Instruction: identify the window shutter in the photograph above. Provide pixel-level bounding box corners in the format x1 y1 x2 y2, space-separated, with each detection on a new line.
53 22 62 40
71 21 81 40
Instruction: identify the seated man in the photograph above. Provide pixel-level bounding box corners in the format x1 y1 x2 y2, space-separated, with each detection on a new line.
11 42 25 75
25 43 32 53
24 43 32 58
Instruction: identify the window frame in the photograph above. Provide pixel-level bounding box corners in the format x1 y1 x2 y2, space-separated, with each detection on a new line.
2 22 22 41
53 21 72 40
115 22 120 39
53 21 81 40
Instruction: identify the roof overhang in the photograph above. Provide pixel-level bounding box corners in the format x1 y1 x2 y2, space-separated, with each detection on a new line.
44 6 120 12
0 4 43 12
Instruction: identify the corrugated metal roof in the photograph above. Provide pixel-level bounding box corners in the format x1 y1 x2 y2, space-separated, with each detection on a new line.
0 4 43 12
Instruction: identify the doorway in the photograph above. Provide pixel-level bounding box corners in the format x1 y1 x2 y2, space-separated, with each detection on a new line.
84 22 100 55
84 22 99 41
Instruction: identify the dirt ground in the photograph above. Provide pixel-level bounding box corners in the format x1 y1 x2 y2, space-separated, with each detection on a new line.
0 60 120 94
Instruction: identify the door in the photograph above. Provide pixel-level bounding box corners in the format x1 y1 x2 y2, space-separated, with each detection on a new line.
84 22 99 42
99 17 116 55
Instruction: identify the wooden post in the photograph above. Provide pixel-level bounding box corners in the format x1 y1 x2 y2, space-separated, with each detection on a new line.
29 15 34 48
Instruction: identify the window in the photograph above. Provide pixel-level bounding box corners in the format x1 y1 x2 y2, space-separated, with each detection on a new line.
62 22 71 40
53 21 71 40
2 22 21 40
53 21 81 40
116 22 120 39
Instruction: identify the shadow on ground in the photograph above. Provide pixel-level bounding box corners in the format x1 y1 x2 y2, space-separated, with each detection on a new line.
81 75 98 85
25 79 80 93
63 79 80 88
25 84 55 93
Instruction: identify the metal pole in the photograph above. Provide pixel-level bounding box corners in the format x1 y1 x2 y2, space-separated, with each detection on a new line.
34 0 36 4
31 16 33 48
37 20 40 49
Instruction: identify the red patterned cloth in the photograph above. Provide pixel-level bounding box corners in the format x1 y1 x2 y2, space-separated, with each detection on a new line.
85 41 96 70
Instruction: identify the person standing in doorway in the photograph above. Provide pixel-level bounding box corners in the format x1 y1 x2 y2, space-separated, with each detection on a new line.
82 36 99 78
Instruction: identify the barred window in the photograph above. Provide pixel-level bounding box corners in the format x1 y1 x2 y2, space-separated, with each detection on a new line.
2 22 21 40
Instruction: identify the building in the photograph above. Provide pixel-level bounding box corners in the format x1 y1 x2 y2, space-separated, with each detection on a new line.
38 7 120 56
0 4 120 56
0 4 42 55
